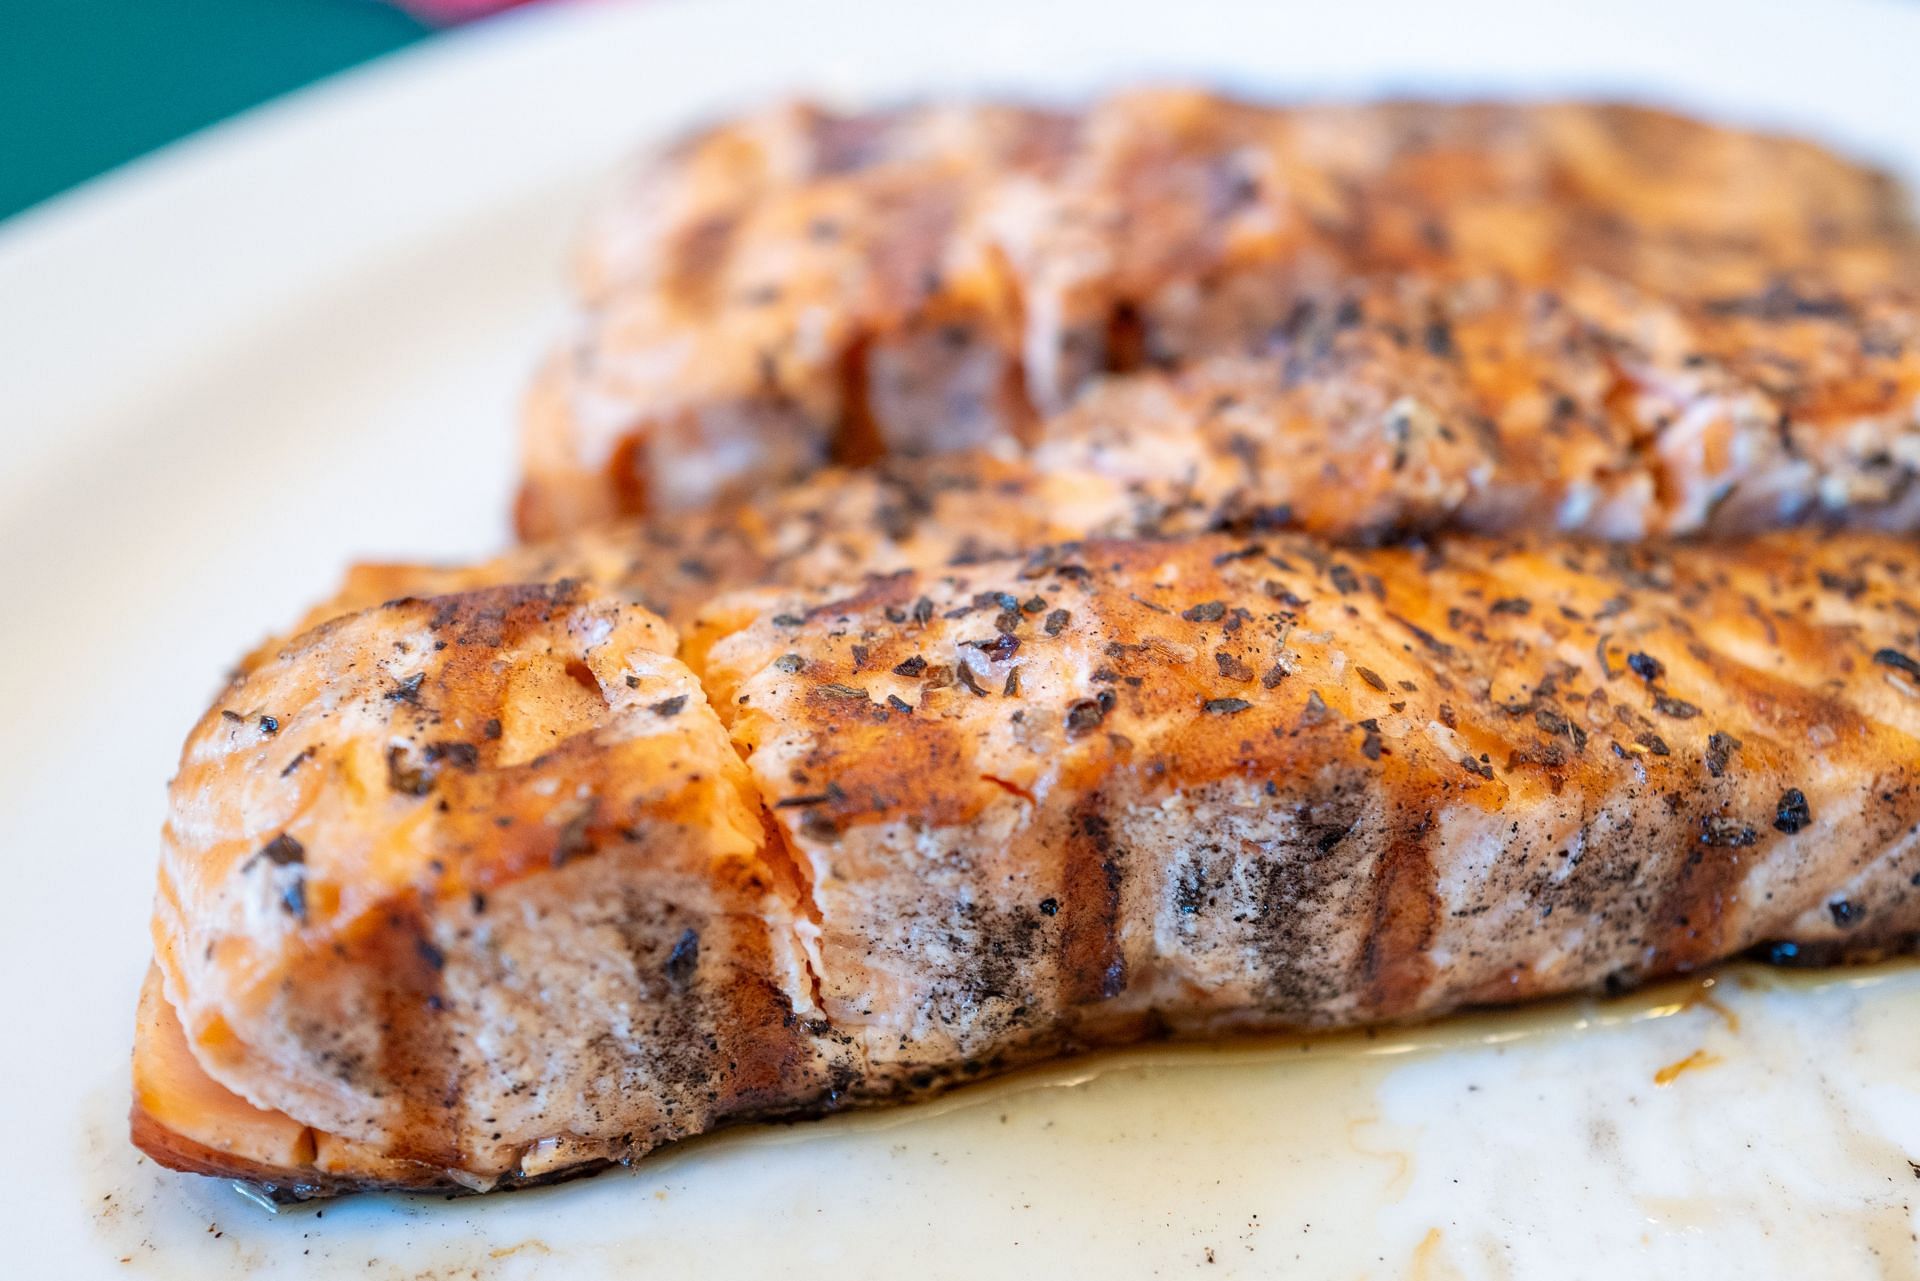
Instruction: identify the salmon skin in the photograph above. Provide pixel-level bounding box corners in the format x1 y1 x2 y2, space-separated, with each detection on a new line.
518 92 1920 537
136 529 1920 1197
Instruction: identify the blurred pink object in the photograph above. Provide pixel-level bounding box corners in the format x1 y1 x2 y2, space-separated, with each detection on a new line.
391 0 543 23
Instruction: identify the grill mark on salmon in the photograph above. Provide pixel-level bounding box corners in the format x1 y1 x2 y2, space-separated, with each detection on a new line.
364 908 465 1172
1058 795 1129 1007
1362 816 1442 1013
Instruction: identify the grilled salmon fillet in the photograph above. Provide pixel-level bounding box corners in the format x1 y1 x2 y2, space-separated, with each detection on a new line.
137 530 1920 1196
135 92 1920 1200
518 92 1920 535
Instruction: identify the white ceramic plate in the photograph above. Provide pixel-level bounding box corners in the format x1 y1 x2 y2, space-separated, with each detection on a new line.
7 1 1920 1275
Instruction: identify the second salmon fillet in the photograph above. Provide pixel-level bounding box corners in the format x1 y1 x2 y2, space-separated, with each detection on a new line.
520 93 1920 534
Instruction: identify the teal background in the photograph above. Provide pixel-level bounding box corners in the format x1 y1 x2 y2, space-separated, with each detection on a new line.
2 0 432 222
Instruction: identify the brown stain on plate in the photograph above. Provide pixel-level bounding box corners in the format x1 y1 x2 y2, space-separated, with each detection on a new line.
1653 1046 1723 1086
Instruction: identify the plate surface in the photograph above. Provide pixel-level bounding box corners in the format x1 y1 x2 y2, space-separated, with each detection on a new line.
5 1 1920 1276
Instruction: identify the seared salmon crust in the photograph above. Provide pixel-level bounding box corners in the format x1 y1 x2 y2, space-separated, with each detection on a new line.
140 530 1920 1196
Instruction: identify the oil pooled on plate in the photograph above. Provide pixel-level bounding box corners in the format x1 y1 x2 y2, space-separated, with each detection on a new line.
86 962 1920 1279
